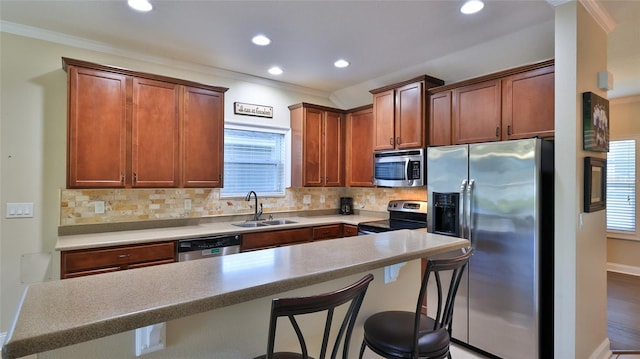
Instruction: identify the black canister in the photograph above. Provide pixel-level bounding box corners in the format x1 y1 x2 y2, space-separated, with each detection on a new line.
339 197 353 215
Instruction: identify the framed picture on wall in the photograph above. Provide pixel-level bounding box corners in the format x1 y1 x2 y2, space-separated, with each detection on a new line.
582 92 610 152
584 156 606 212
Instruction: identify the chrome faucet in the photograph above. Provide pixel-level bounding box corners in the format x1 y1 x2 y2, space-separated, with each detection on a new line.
244 191 263 221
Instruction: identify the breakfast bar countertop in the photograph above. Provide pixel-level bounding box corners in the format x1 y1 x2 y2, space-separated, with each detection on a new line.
2 229 468 359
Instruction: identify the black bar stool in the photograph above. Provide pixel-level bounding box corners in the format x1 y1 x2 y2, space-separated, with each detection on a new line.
255 273 374 359
359 249 473 359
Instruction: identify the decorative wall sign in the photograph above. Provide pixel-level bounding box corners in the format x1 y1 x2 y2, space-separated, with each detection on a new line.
234 102 273 118
582 92 610 152
584 156 606 212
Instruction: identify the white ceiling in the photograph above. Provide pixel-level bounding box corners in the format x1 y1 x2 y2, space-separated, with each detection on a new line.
1 0 638 107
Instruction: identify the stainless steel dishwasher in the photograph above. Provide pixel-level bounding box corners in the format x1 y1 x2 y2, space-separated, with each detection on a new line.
177 234 242 261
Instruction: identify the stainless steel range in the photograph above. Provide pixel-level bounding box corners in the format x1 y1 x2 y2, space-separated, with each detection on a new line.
357 200 428 235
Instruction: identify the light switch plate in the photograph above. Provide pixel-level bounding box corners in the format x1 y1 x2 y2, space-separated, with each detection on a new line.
6 203 34 218
94 201 105 214
303 195 311 204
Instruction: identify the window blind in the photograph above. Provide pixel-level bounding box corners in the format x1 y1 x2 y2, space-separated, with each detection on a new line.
221 128 286 197
606 140 636 232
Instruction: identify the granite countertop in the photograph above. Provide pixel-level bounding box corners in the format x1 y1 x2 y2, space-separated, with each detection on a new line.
56 214 384 251
3 229 468 359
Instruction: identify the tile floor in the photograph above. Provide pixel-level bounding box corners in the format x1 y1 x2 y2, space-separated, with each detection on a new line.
449 343 490 358
611 355 640 359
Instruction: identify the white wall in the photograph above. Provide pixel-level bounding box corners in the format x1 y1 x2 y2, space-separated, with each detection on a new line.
0 32 334 333
554 2 609 358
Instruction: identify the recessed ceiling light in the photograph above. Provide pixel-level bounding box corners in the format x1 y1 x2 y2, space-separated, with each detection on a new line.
252 34 271 46
268 66 283 75
128 0 152 12
460 0 484 14
334 59 350 68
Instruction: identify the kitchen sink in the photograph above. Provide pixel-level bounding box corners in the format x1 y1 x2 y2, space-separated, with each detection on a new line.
262 219 297 225
232 221 269 228
232 219 297 227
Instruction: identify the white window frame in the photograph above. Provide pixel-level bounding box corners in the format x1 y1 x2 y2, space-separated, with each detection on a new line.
607 136 640 242
220 121 291 199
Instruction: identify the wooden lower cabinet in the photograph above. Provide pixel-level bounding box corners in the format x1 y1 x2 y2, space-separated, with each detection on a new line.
342 224 358 237
241 227 314 251
313 224 342 241
241 224 360 251
61 241 176 279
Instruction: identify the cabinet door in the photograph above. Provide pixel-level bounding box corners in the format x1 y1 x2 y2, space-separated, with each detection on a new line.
346 107 374 187
67 66 127 188
502 65 554 140
131 78 180 187
373 90 395 150
395 81 424 149
453 80 501 144
182 86 224 187
429 91 452 146
324 111 344 187
303 108 324 187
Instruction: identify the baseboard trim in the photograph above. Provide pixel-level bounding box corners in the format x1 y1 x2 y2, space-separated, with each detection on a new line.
607 262 640 276
590 338 612 359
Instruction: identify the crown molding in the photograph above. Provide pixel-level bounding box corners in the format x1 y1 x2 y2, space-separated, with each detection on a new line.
579 0 616 33
546 0 616 33
0 20 330 99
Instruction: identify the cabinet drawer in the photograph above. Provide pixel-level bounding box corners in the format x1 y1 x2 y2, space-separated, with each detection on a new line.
313 224 342 241
342 224 358 237
61 241 176 278
242 228 314 251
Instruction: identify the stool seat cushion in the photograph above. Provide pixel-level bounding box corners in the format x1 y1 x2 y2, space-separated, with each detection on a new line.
362 311 449 358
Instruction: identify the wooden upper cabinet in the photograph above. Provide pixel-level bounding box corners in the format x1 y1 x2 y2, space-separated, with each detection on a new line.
429 91 452 146
131 78 180 187
452 79 502 144
395 81 424 149
324 111 344 187
373 90 395 150
303 107 324 187
182 86 224 187
431 59 554 146
502 65 555 140
346 106 374 187
67 66 128 188
371 75 444 151
63 57 228 189
290 103 344 187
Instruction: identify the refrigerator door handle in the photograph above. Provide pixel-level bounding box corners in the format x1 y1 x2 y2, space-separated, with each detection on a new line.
466 179 475 245
459 179 468 239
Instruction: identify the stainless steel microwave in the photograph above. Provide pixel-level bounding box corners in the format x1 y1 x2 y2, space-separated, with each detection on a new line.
373 148 425 187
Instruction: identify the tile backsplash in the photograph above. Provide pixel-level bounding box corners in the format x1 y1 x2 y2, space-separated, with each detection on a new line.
60 187 426 226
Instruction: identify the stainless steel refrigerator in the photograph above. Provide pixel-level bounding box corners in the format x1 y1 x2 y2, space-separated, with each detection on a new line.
426 138 554 359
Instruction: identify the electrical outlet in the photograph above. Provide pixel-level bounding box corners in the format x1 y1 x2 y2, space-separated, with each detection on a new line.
94 201 105 214
320 195 325 203
184 199 192 210
303 195 311 204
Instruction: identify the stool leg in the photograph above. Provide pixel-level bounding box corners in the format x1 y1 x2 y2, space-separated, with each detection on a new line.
359 340 367 359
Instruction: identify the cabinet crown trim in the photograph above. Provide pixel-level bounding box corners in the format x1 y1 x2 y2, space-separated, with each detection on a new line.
288 102 346 113
62 57 229 93
369 74 445 94
428 59 554 94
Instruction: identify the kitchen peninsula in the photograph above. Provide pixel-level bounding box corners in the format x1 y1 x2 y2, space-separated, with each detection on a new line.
2 230 467 359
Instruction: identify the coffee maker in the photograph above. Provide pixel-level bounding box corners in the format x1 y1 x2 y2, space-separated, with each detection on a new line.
339 197 353 215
